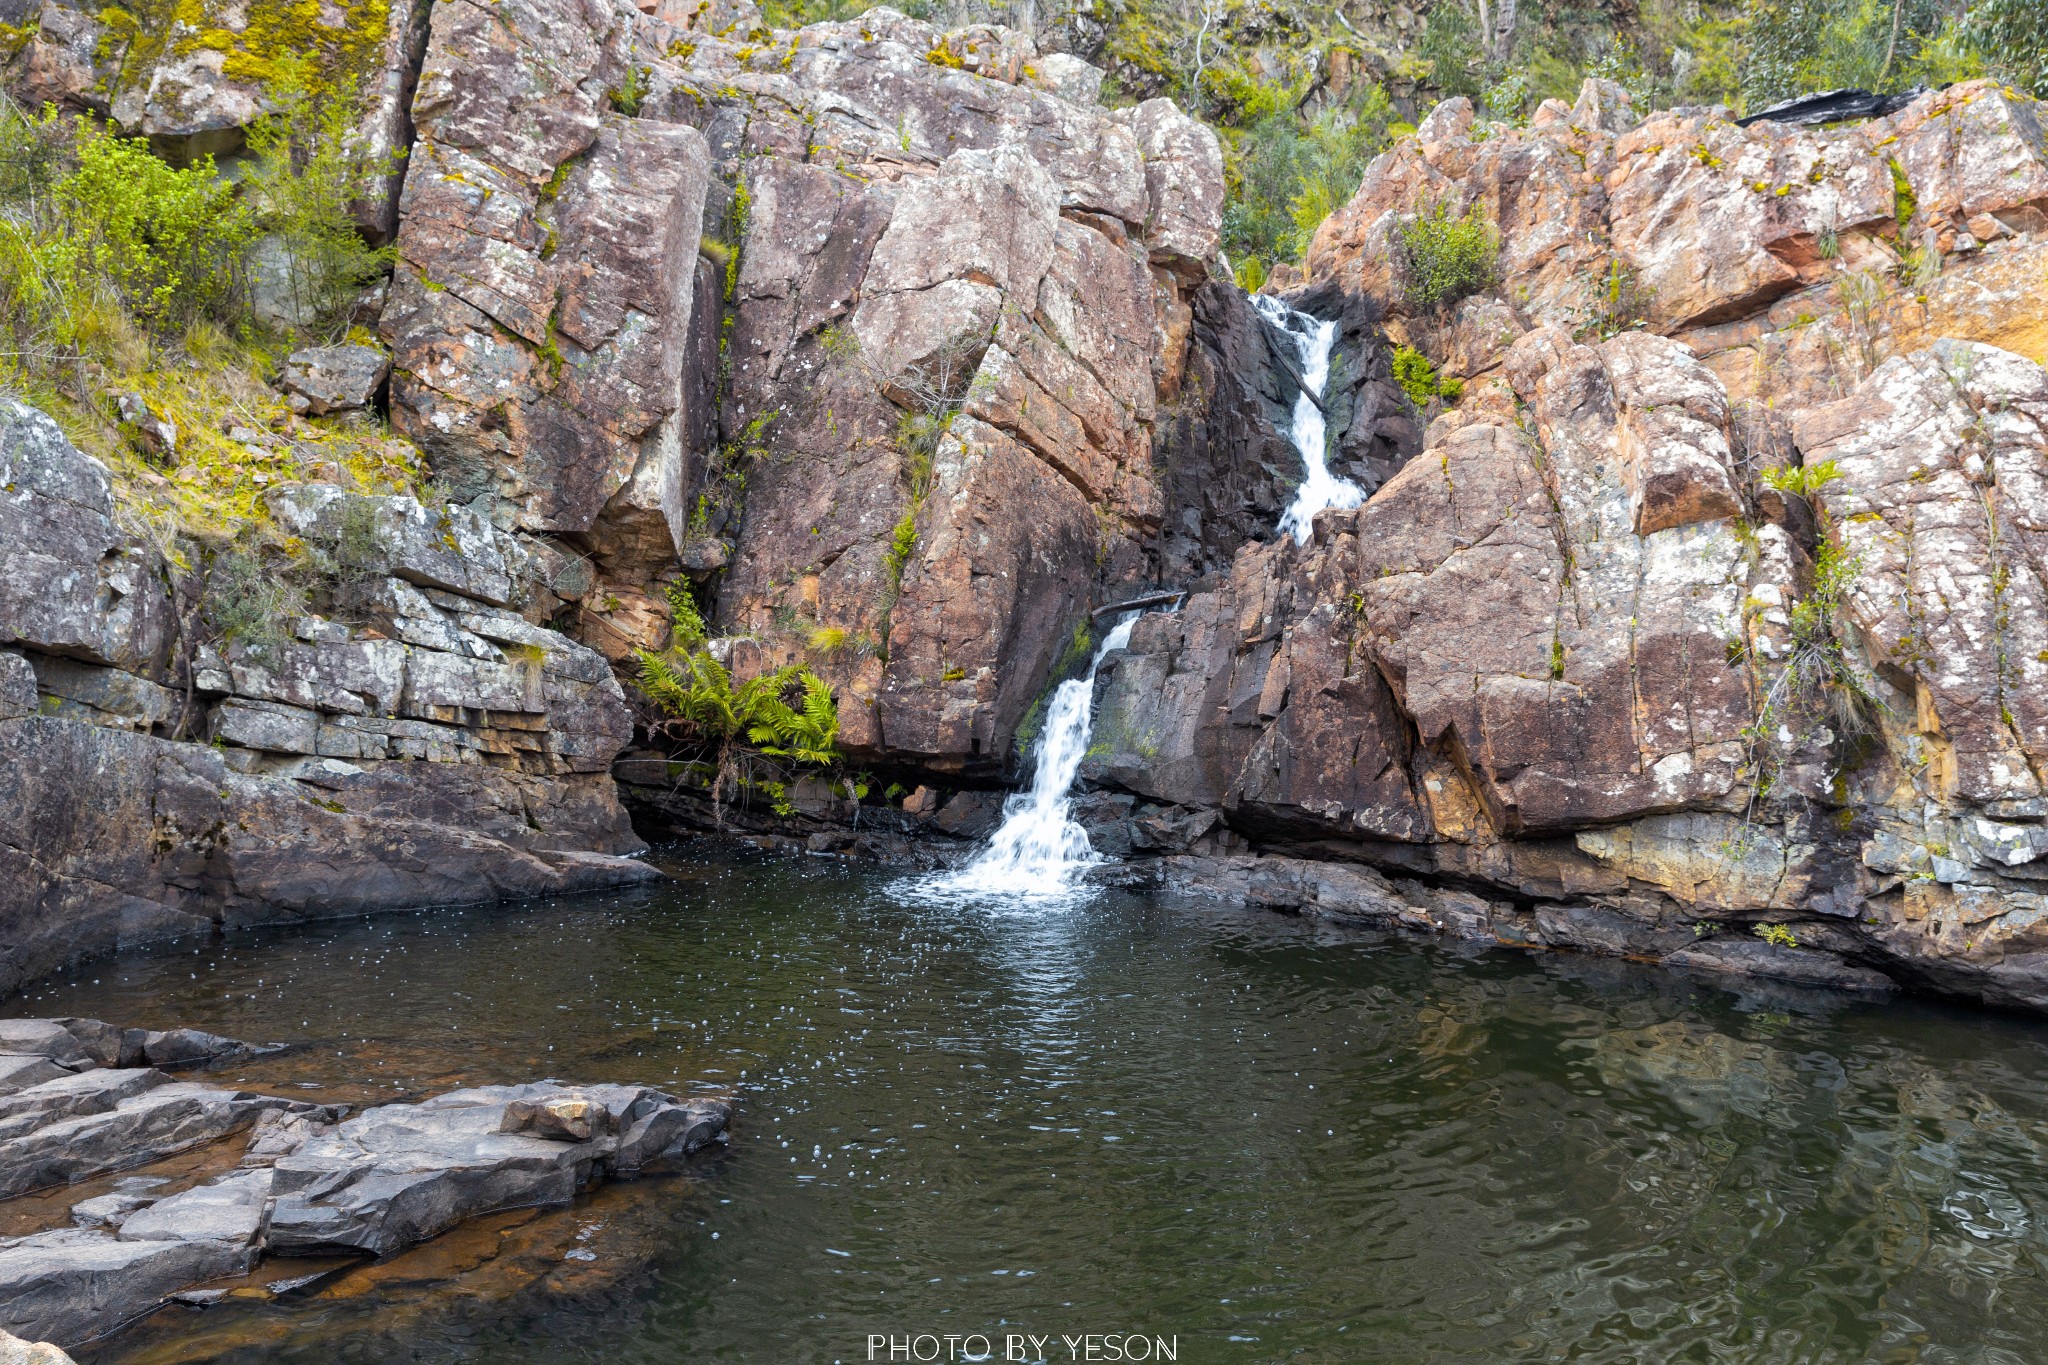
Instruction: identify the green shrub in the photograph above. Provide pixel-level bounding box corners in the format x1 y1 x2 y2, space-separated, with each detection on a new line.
1391 201 1498 314
42 120 250 337
1390 344 1462 409
1220 91 1394 280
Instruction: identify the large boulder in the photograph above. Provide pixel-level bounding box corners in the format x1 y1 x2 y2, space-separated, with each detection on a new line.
0 402 167 673
267 1083 730 1255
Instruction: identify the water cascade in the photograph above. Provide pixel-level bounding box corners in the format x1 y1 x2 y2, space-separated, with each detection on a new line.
929 615 1137 900
1253 294 1363 545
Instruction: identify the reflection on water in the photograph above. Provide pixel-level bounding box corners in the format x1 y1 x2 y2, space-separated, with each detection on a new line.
14 848 2048 1364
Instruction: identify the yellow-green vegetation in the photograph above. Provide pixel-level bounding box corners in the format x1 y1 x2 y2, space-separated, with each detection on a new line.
1755 922 1799 948
608 64 652 116
0 82 428 684
1390 345 1464 410
103 0 392 108
0 93 420 561
1391 201 1499 314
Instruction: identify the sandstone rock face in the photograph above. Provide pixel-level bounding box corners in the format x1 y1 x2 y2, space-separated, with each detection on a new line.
1308 80 2048 398
1046 80 2048 1008
1091 311 2048 1008
364 2 1228 769
381 3 712 564
0 396 651 999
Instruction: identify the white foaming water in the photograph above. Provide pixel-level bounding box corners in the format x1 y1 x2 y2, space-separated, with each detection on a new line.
1253 294 1363 545
919 615 1137 903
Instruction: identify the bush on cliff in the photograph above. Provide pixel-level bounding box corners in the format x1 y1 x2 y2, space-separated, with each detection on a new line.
1391 202 1499 314
636 644 843 819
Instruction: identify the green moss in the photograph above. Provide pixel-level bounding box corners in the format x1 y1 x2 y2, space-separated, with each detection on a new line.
1888 157 1917 228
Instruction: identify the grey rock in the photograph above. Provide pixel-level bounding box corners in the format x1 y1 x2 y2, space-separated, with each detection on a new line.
0 1081 314 1199
131 1027 273 1071
24 657 175 733
0 1227 251 1348
267 1083 729 1255
112 393 176 459
69 1179 168 1229
0 1328 76 1364
209 699 320 755
279 345 390 416
1664 939 1898 992
0 714 649 997
0 1069 169 1141
266 484 520 609
0 401 167 671
0 654 35 722
118 1168 273 1247
0 1058 68 1098
0 1020 119 1071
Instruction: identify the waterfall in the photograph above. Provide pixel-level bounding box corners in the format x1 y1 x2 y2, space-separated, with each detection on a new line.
1252 294 1363 545
922 615 1136 901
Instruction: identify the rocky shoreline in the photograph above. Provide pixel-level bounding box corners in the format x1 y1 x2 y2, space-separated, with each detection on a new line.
0 1017 728 1353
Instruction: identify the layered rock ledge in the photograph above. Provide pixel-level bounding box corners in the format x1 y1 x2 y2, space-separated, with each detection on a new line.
0 1017 728 1350
0 402 657 998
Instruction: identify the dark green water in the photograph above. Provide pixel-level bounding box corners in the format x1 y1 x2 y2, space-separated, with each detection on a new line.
17 849 2048 1364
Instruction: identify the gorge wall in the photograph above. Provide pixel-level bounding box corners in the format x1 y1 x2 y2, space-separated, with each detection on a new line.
1084 80 2048 1011
5 0 2048 1012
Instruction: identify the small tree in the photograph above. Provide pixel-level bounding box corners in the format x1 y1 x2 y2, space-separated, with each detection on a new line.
241 58 396 337
43 121 250 338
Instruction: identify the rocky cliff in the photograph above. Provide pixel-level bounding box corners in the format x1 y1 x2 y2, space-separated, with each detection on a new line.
1086 79 2048 1011
0 397 652 999
6 0 2048 1012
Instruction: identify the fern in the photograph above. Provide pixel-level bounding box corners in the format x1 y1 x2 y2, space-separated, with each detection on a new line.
750 671 841 765
636 645 842 823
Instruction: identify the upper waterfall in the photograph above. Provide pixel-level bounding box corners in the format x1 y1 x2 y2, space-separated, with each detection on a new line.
1253 295 1363 546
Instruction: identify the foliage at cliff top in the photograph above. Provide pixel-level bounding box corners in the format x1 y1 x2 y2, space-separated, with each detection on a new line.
760 0 2044 280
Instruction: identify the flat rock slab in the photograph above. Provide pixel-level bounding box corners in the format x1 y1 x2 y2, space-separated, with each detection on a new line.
268 1083 730 1256
0 1227 252 1347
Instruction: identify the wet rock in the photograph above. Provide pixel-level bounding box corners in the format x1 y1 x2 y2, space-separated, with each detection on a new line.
267 1083 729 1255
68 1178 168 1229
1663 938 1896 991
0 1020 121 1073
0 1069 169 1141
0 1080 317 1199
500 1093 611 1142
126 1028 276 1072
279 345 391 417
117 1169 273 1248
